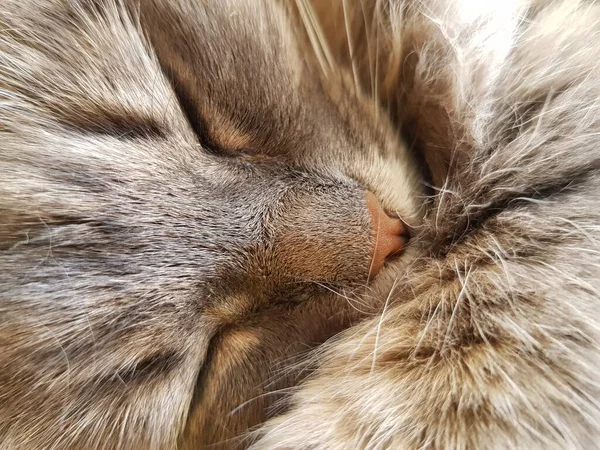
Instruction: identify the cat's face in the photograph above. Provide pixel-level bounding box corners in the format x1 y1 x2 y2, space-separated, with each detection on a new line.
0 0 421 448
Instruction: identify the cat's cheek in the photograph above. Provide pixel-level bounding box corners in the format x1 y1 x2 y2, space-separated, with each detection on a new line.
268 190 373 284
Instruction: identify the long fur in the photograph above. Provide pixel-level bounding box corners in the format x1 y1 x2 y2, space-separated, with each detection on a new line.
2 0 600 448
251 0 600 448
0 0 421 448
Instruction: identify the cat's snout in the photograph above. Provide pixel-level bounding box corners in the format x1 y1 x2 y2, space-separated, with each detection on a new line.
366 192 408 279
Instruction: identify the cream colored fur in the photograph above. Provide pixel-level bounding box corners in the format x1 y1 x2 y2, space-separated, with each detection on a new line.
251 0 600 448
2 0 600 448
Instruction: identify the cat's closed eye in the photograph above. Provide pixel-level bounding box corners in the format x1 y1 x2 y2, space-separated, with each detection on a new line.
6 0 600 449
0 0 422 449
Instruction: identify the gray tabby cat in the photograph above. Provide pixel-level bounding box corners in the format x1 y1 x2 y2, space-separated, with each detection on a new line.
0 0 420 449
2 0 600 449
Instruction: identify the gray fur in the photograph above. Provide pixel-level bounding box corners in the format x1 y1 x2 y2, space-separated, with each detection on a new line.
252 0 600 448
0 0 420 448
3 0 600 449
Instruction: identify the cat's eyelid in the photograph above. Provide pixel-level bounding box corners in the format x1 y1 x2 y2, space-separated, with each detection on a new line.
199 109 257 157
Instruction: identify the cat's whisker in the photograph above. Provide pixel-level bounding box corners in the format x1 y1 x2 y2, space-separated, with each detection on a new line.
357 0 375 103
370 277 398 374
228 387 297 417
262 358 312 390
288 278 374 313
439 258 472 353
342 0 361 92
294 0 334 76
412 287 443 360
375 0 384 113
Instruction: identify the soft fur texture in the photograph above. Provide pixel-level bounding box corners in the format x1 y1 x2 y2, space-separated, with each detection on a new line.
252 0 600 448
2 0 600 449
0 1 420 449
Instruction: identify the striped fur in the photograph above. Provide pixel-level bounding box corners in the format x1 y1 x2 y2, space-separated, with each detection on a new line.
2 0 600 449
252 0 600 448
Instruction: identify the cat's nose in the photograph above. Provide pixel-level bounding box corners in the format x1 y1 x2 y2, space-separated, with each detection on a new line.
366 192 408 279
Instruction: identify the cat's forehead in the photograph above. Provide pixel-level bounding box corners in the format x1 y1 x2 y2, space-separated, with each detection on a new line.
141 0 302 105
138 0 312 154
167 0 297 74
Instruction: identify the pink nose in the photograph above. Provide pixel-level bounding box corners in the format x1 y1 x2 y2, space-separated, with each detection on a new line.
366 192 408 279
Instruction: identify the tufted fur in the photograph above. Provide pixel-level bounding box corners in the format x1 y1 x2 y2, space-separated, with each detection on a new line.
251 0 600 448
0 1 421 449
2 0 600 448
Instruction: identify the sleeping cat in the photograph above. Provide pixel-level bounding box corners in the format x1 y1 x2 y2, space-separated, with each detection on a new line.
0 0 422 449
252 0 600 448
3 0 600 449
